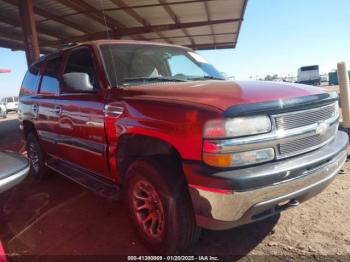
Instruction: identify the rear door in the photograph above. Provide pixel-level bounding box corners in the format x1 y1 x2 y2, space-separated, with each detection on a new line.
19 61 44 127
54 46 109 177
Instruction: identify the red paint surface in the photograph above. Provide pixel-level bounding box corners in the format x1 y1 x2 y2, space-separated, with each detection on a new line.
121 80 325 111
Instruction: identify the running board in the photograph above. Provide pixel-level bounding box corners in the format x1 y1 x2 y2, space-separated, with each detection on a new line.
46 159 120 200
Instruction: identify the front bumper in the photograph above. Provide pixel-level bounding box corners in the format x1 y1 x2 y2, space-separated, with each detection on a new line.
184 131 348 230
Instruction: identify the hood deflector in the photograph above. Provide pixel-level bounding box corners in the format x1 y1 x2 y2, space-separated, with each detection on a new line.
224 92 338 118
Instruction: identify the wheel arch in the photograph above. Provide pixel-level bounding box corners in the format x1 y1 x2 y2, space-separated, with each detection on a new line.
22 120 37 138
117 133 185 184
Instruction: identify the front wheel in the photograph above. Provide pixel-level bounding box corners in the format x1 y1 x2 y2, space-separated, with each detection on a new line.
126 159 201 253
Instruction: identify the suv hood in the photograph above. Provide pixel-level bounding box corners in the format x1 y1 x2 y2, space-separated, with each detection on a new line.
122 80 328 111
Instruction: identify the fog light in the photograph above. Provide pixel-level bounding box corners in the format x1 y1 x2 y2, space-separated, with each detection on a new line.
203 148 275 168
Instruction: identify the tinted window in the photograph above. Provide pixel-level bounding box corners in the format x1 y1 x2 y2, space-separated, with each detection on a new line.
6 97 14 103
19 63 42 97
40 57 63 95
63 48 98 92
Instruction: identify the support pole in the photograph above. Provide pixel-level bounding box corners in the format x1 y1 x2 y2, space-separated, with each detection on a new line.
18 0 40 67
337 62 350 128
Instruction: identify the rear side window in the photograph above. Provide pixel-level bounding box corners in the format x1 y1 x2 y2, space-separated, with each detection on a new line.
40 57 63 95
19 62 42 97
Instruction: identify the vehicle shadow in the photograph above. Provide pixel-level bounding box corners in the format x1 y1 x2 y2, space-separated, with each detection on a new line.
189 215 279 258
0 171 279 259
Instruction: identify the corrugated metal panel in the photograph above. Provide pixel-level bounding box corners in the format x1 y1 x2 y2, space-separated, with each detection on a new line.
215 34 235 43
159 29 186 38
134 6 176 26
186 26 212 35
193 35 214 44
106 10 143 27
169 2 208 23
67 14 109 32
213 23 239 34
208 0 245 20
171 37 193 46
0 0 247 51
34 0 77 16
139 32 161 39
123 0 160 7
84 0 117 10
40 20 84 37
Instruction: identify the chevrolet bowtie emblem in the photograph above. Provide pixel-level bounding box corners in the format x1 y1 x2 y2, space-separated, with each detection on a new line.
315 122 329 135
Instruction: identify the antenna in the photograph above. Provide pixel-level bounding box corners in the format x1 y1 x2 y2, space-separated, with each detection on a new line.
99 0 111 39
99 0 118 87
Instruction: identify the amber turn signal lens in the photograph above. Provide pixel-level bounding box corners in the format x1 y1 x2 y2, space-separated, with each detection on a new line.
203 153 233 168
203 148 275 168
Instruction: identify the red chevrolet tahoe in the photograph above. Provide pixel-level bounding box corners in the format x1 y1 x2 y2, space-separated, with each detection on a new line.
18 40 348 253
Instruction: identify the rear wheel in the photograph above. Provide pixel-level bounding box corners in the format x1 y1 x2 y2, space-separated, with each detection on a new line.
126 158 201 253
26 132 47 179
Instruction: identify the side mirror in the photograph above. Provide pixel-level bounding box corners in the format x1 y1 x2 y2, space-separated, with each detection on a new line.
62 72 93 91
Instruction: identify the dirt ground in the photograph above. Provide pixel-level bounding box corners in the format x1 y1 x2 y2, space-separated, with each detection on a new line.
0 113 349 261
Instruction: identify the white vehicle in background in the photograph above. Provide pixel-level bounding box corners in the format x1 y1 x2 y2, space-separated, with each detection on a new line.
296 65 321 86
0 103 6 118
1 96 19 113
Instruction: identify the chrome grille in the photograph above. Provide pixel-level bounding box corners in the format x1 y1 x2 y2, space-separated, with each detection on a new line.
275 103 336 130
279 123 337 157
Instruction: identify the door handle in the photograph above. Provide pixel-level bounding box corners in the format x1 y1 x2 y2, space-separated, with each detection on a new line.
32 104 39 113
52 105 62 115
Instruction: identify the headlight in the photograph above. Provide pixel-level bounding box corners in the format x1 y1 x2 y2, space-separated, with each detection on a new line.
203 115 273 167
204 115 271 138
203 148 275 168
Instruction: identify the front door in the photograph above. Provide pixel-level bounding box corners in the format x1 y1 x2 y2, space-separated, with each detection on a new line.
55 47 109 177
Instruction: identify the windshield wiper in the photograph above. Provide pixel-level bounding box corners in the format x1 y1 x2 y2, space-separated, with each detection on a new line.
189 76 225 81
119 76 187 85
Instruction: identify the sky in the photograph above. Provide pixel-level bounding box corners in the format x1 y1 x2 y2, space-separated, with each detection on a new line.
1 0 350 98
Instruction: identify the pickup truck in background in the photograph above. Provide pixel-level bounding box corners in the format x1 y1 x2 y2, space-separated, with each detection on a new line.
1 96 19 113
0 103 6 118
18 40 348 253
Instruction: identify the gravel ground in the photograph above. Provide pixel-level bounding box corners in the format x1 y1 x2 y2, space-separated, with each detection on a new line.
0 114 349 261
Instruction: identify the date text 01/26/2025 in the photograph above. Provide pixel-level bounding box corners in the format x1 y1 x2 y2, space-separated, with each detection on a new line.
127 256 220 261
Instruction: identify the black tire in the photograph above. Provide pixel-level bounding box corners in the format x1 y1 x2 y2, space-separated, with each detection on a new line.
26 132 47 179
125 158 201 253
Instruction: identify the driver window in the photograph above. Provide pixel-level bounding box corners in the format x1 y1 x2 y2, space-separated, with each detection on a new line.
63 48 98 92
168 55 204 78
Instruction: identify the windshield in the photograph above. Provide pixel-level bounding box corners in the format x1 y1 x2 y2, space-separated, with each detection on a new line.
6 97 14 103
99 44 224 87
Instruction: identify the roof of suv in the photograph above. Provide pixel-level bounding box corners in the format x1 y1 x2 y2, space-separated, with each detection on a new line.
33 39 191 66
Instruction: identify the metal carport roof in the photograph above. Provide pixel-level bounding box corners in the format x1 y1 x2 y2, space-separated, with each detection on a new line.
0 0 247 55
